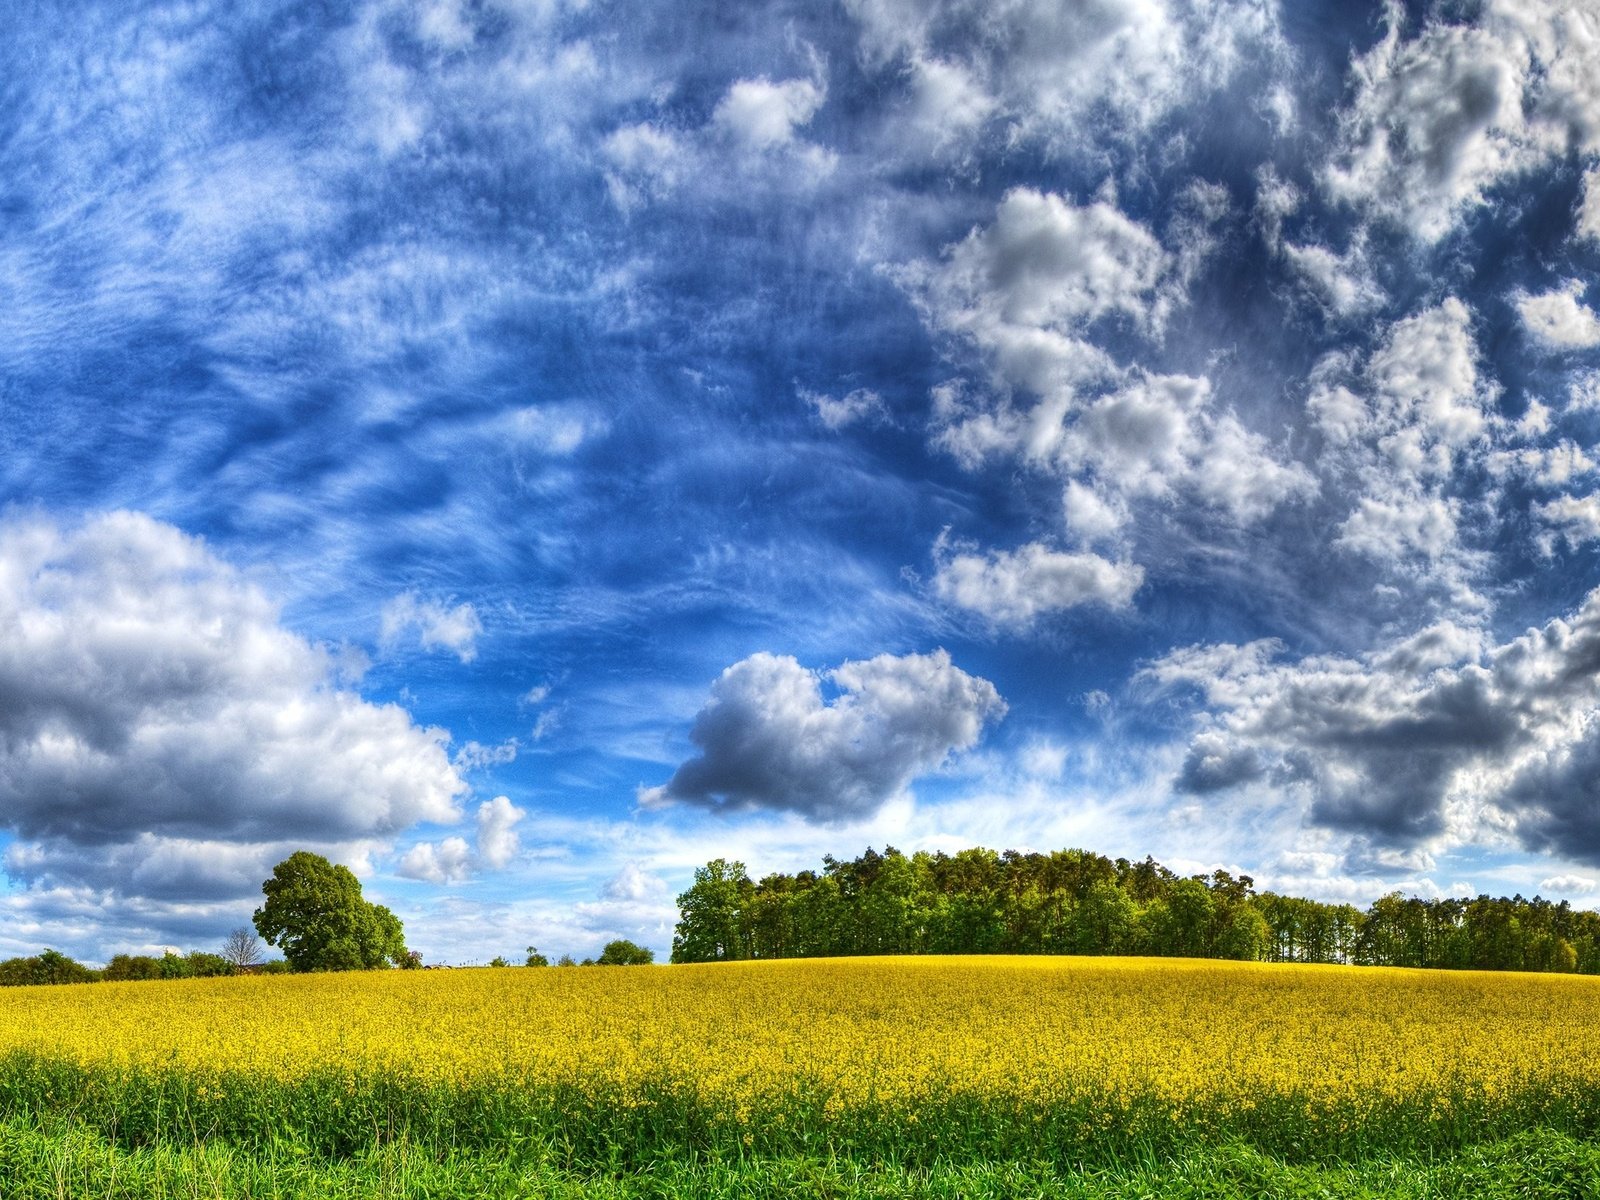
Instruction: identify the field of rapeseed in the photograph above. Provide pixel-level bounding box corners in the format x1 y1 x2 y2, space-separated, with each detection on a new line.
3 956 1600 1196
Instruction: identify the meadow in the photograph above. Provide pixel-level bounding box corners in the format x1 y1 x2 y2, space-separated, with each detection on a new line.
3 956 1600 1197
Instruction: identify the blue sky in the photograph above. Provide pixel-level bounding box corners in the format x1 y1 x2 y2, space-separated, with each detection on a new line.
3 0 1600 964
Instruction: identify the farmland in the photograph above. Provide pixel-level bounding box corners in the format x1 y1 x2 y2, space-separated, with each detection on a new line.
4 956 1600 1196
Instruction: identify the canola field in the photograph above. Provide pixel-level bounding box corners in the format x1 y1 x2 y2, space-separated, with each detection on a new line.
3 955 1600 1172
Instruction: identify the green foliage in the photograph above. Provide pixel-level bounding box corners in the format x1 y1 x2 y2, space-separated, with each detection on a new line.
525 946 549 967
672 858 752 963
488 956 512 968
2 1119 1599 1199
0 949 98 986
101 954 164 982
3 1049 1600 1189
673 845 1600 973
595 939 655 966
252 851 408 973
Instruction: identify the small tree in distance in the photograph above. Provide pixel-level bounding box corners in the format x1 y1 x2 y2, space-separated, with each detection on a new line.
222 927 264 972
596 939 655 966
525 945 549 967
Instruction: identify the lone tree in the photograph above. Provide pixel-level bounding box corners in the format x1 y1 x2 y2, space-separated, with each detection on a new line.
595 938 655 966
252 852 408 972
221 926 264 972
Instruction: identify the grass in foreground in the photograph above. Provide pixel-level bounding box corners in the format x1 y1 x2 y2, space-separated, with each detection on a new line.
2 1122 1598 1199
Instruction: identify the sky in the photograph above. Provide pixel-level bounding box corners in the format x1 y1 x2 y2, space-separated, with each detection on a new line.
2 0 1600 965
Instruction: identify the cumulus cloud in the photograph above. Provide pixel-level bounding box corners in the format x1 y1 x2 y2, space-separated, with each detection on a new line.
397 794 525 883
909 187 1170 371
645 649 1005 820
601 861 670 903
1305 299 1495 604
1536 493 1600 549
907 189 1312 608
380 592 483 662
932 538 1142 628
845 0 1280 153
0 511 466 899
474 795 525 869
1146 594 1600 863
1517 281 1600 350
398 836 474 885
1324 0 1600 242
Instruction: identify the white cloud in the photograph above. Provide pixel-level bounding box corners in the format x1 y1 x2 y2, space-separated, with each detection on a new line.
1580 167 1600 243
912 188 1170 356
909 191 1312 550
1281 240 1385 317
380 592 483 662
1145 592 1600 863
846 0 1280 151
1535 493 1600 549
645 649 1005 820
932 539 1143 627
399 836 474 885
713 77 826 150
475 795 525 869
601 861 670 903
1324 0 1600 242
1540 874 1596 895
398 794 525 883
453 739 519 771
802 386 886 430
0 511 466 900
1305 299 1495 604
603 74 835 208
1516 281 1600 350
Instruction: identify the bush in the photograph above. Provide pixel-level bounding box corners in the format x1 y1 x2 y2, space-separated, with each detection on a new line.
595 940 655 966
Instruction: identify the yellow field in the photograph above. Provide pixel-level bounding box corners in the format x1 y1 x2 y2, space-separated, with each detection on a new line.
3 955 1598 1118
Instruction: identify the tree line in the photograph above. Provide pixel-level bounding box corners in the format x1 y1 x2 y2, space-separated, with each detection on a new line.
671 845 1600 973
0 852 658 986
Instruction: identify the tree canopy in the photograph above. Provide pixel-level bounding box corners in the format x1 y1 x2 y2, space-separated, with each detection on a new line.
596 939 655 966
671 845 1600 974
252 851 408 972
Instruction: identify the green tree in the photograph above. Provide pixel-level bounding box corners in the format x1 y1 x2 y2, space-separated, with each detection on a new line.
252 851 408 972
524 945 549 967
672 858 752 963
596 938 655 965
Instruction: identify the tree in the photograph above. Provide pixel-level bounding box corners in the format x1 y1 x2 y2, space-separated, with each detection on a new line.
222 927 264 971
252 851 409 972
596 939 654 965
672 858 751 962
525 945 549 967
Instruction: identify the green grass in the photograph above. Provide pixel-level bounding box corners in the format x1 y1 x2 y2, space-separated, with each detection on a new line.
3 1051 1599 1173
1 1121 1597 1199
3 1051 1597 1196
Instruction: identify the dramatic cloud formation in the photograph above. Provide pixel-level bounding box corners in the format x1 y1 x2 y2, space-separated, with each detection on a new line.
0 511 466 900
1325 0 1600 241
1150 594 1600 861
647 650 1005 820
4 0 1600 959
